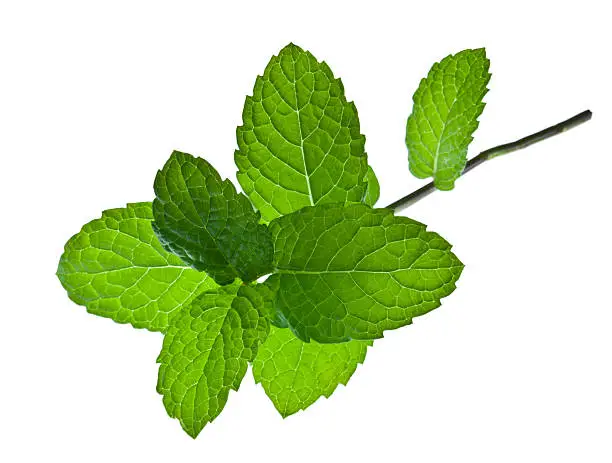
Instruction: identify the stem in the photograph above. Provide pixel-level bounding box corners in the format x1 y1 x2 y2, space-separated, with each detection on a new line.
387 110 593 211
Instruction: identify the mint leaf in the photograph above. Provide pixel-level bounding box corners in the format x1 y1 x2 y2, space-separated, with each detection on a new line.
406 48 490 190
153 151 273 285
235 43 369 223
246 275 288 328
157 283 269 438
269 203 463 342
363 165 380 206
57 202 217 332
253 325 371 417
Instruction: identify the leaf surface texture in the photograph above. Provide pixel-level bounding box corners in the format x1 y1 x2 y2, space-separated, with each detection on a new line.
153 151 273 285
236 44 369 222
157 284 269 437
270 203 463 342
406 49 490 190
253 325 370 417
57 202 216 331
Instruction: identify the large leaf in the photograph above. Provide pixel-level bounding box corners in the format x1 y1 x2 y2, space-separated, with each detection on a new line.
269 203 463 343
406 48 490 190
153 151 273 285
157 284 269 438
235 43 369 222
253 325 370 417
57 202 216 332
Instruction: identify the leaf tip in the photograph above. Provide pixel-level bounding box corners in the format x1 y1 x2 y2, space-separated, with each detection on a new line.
182 423 201 439
281 42 303 54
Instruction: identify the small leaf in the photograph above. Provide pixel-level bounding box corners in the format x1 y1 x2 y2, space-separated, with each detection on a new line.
253 325 371 417
247 275 288 328
363 165 380 206
153 151 273 285
57 202 217 332
157 284 269 438
236 43 369 222
269 203 463 343
406 48 490 190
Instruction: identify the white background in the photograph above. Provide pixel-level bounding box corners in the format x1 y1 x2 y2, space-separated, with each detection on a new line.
1 1 610 461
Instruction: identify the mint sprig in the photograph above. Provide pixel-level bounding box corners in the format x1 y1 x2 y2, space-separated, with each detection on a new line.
57 43 592 438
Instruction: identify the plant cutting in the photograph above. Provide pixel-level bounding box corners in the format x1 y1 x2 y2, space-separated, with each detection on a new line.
57 43 592 438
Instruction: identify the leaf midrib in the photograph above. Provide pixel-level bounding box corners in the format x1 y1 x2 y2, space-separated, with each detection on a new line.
432 88 462 178
290 55 314 206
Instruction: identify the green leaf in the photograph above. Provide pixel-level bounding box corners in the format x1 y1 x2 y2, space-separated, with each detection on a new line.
157 283 269 438
235 43 369 223
153 151 273 285
269 203 463 343
253 325 371 417
406 48 490 190
363 165 380 207
57 202 217 332
247 275 288 328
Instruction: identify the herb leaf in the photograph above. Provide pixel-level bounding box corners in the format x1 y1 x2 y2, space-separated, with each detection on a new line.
157 283 269 438
153 151 273 285
406 48 490 190
253 325 370 417
247 275 288 328
269 203 463 343
235 43 369 222
57 202 217 332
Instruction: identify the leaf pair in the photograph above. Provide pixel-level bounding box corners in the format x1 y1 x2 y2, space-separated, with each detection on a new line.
57 43 484 438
